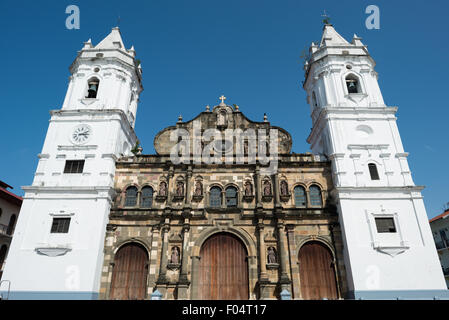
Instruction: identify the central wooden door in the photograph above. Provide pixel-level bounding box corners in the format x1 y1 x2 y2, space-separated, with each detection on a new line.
110 243 148 300
298 241 338 300
199 233 249 300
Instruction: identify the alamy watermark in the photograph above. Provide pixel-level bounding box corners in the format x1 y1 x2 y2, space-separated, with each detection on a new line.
65 5 80 30
169 119 279 175
365 5 380 30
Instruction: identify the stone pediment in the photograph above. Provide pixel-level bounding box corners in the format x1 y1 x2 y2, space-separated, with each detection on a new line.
153 97 292 156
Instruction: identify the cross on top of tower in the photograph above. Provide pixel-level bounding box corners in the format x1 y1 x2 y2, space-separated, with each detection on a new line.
321 10 331 25
219 95 226 105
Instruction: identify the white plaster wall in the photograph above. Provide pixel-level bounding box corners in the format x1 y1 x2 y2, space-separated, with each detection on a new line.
1 195 110 293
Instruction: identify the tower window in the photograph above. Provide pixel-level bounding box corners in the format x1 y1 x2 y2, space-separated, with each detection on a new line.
345 75 360 94
63 160 85 174
375 217 396 233
50 217 71 233
368 163 380 180
125 186 138 207
86 78 99 98
140 186 153 208
210 186 222 208
225 186 238 208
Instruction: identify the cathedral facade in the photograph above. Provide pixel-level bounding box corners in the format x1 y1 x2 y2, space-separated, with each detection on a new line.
1 24 448 300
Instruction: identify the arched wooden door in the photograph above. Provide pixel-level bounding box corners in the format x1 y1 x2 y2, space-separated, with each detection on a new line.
298 241 338 300
110 243 148 300
199 232 249 300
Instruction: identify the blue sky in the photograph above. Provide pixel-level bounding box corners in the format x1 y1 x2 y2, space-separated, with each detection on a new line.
0 0 447 218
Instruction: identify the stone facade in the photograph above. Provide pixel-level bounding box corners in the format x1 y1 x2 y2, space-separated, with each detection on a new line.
99 102 347 300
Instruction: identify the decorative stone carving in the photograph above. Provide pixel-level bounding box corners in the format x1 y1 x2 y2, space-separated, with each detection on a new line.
176 182 184 197
279 180 291 202
170 246 180 264
263 180 272 196
267 247 277 264
262 180 273 202
194 181 203 196
156 181 168 201
192 181 204 201
266 246 279 270
243 181 254 202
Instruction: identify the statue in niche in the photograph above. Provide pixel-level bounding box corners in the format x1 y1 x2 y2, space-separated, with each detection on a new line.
170 246 180 264
176 181 184 197
243 141 248 155
267 247 277 264
159 181 167 196
263 180 272 196
194 181 203 196
244 182 253 196
217 110 226 126
280 180 288 196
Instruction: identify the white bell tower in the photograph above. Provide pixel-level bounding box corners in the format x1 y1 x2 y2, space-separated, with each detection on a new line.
304 24 448 299
0 27 143 299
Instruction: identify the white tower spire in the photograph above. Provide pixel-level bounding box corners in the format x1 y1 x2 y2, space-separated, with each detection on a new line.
303 24 448 299
0 28 143 299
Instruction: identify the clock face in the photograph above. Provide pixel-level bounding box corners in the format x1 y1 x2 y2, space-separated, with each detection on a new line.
71 124 92 145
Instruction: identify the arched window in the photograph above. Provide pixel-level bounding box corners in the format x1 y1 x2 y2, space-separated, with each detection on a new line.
210 186 222 208
125 186 138 207
294 186 307 208
225 186 238 208
345 74 360 94
309 185 323 207
86 78 100 98
6 214 16 236
368 163 380 180
140 186 153 208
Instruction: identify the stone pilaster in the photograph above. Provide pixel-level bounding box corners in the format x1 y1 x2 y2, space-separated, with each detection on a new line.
157 219 170 286
255 166 262 210
178 221 191 299
276 220 291 290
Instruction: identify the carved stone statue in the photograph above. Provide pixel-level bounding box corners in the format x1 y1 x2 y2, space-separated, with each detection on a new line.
267 247 277 264
159 181 167 196
217 110 226 126
194 181 203 196
280 180 288 196
176 182 184 197
263 180 272 196
170 246 180 264
244 182 252 196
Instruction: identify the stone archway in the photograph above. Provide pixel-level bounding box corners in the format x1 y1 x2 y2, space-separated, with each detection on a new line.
198 232 249 300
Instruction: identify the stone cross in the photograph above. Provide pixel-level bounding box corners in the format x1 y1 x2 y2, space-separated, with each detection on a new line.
219 95 226 104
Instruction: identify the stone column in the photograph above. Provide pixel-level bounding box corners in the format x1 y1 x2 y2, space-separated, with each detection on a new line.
255 166 262 209
286 224 300 299
190 255 201 299
273 173 281 208
157 219 170 286
167 166 174 207
257 222 270 299
185 167 192 206
277 221 291 290
178 222 191 299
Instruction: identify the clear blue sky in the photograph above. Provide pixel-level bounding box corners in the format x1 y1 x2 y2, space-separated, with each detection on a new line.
0 0 447 218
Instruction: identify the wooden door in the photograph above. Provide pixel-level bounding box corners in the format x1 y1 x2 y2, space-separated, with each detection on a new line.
110 243 148 300
199 233 249 300
298 241 338 300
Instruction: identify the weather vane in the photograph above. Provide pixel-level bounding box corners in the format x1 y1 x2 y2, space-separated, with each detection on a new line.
117 15 121 28
321 10 331 25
